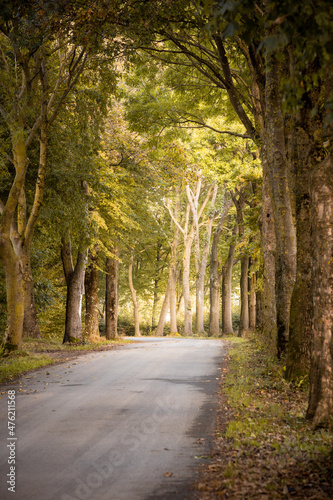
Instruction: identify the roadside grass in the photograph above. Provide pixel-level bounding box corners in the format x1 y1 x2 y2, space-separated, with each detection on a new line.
0 336 132 384
197 333 333 499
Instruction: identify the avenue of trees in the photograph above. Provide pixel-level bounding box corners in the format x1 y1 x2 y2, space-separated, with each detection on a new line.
0 1 332 428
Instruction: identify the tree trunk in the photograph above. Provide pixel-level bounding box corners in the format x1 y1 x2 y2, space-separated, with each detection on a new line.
255 271 263 331
248 259 256 331
265 56 297 357
187 182 217 335
61 238 87 343
306 154 333 428
129 250 140 337
183 232 193 336
151 243 164 330
258 168 277 351
22 251 41 339
209 191 232 336
221 236 236 335
169 230 179 335
0 241 24 352
21 120 48 339
105 252 119 340
286 125 313 380
85 249 99 340
231 190 250 337
0 132 30 351
155 279 170 337
238 256 250 337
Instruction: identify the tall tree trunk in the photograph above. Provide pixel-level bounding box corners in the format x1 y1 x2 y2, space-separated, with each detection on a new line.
21 125 48 339
105 251 119 340
258 168 277 351
265 56 297 357
151 243 165 330
129 250 140 337
169 226 179 335
238 256 250 337
231 190 250 337
248 259 256 331
306 155 333 428
0 240 24 352
221 234 236 335
22 252 41 338
61 237 87 343
209 191 232 336
183 232 194 336
255 271 263 331
187 182 217 334
286 124 313 380
155 279 170 337
85 248 99 340
0 131 36 351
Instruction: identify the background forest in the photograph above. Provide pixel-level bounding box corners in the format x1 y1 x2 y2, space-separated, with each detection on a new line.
0 0 332 430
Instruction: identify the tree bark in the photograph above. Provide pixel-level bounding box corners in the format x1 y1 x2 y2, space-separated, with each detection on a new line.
61 237 87 343
105 251 119 340
209 191 232 336
151 243 162 330
258 168 277 351
183 230 194 336
221 233 236 335
0 240 24 352
239 255 250 337
169 214 179 335
0 132 30 351
155 279 170 337
265 56 297 357
129 250 140 337
286 125 313 380
22 253 41 338
306 154 333 428
187 182 217 334
231 190 250 337
85 249 99 340
248 259 256 331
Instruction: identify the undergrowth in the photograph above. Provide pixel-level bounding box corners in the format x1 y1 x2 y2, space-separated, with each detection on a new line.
197 332 333 499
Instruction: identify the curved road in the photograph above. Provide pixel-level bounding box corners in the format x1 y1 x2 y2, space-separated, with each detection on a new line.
0 337 226 500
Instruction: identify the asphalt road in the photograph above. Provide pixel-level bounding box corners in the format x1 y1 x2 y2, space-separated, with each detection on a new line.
0 337 226 500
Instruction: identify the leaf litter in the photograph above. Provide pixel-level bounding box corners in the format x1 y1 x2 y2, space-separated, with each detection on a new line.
194 336 333 499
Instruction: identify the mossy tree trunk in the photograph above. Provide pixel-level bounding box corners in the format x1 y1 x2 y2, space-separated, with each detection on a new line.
265 56 297 357
1 130 31 352
258 167 277 352
286 125 313 380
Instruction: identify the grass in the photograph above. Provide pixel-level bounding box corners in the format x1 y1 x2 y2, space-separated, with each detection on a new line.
0 335 132 384
197 332 333 499
0 354 55 383
223 335 332 453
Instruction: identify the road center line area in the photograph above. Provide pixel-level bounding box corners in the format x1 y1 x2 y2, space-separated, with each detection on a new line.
0 337 226 500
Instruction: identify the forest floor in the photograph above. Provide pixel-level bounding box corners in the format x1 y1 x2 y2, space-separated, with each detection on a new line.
194 334 333 499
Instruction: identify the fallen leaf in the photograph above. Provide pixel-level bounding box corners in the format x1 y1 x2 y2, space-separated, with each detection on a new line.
164 471 173 477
